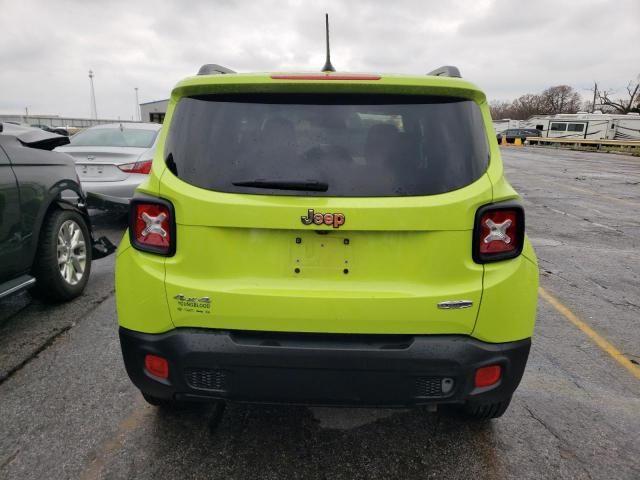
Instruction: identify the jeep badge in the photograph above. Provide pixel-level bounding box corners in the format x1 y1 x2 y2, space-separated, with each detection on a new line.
301 209 345 228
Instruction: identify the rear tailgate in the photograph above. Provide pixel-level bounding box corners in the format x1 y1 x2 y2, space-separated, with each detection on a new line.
156 88 493 335
160 173 491 334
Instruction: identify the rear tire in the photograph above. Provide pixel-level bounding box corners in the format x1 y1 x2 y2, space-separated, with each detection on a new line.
462 395 512 420
33 209 92 302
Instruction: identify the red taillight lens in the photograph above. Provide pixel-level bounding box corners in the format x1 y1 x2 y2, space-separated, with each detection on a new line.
474 365 502 388
144 354 169 379
129 199 175 256
473 203 524 263
118 159 152 174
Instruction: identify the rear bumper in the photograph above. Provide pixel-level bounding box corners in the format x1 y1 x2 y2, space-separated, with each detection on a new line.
81 175 146 206
119 328 531 407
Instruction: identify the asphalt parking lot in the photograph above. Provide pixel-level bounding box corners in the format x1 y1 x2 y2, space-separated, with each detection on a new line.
1 147 639 480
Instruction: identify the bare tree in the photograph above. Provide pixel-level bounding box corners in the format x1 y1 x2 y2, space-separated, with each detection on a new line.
540 85 582 114
490 85 583 119
489 100 513 119
511 93 549 119
597 77 640 114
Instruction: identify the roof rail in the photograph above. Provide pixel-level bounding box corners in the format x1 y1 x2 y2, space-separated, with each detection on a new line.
197 64 236 75
427 65 461 78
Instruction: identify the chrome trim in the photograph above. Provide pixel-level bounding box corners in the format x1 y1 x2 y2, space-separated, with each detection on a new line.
437 300 473 310
0 277 36 299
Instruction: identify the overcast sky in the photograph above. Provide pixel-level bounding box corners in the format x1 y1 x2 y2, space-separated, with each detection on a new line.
1 0 638 119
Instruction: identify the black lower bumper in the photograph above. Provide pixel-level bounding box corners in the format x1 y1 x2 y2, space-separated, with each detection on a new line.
119 328 531 407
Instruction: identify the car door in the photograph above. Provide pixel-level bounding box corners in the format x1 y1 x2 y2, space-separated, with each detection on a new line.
0 141 24 282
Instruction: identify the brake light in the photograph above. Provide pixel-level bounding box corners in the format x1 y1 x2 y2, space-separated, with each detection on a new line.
144 354 169 379
270 74 381 80
475 365 502 388
118 159 152 174
129 198 176 256
473 203 524 263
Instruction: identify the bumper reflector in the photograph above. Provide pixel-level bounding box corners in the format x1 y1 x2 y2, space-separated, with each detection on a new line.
474 365 502 388
144 354 169 379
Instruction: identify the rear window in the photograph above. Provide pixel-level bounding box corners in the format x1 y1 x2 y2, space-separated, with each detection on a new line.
164 94 489 196
71 127 158 148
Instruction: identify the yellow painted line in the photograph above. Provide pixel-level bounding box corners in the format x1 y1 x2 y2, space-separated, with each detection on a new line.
539 287 640 380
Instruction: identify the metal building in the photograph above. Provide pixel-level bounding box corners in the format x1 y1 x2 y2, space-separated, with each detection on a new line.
140 99 169 123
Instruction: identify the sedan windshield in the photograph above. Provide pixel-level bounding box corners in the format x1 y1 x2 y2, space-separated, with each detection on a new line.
70 127 158 148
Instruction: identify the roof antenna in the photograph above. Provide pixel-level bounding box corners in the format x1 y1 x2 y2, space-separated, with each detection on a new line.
321 13 336 72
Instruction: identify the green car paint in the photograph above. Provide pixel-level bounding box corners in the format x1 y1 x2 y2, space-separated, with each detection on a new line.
116 73 537 342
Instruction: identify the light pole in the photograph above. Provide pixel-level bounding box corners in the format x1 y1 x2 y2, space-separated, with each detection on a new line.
134 87 140 121
89 70 98 120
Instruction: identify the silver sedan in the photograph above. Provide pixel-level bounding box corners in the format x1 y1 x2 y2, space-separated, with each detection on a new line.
55 122 162 207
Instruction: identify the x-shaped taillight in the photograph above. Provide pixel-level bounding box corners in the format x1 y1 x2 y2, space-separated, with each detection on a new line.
140 212 168 238
483 218 512 244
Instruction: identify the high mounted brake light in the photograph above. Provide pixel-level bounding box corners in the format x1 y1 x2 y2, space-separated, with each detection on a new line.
118 159 152 174
473 202 525 263
270 74 381 80
129 198 176 256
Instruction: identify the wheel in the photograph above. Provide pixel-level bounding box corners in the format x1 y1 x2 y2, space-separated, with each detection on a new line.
33 209 92 302
462 395 512 420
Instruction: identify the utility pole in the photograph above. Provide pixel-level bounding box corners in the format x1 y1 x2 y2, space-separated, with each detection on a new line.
89 70 98 120
134 87 140 121
25 106 29 118
591 81 598 113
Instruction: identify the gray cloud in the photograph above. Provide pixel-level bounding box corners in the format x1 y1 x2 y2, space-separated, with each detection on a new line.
1 0 638 118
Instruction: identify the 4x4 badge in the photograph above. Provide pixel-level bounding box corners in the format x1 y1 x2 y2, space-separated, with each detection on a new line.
301 209 345 228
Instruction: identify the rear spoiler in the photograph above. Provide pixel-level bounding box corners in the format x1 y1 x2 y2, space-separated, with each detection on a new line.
0 123 70 150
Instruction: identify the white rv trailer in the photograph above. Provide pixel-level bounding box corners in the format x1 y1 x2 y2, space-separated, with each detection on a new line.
492 119 520 135
520 112 640 140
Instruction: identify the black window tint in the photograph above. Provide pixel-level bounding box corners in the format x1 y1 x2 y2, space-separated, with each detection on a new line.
567 123 585 132
550 122 567 132
165 94 489 197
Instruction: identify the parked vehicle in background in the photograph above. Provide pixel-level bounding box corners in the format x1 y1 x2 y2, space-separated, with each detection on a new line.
497 128 541 144
55 123 162 208
494 112 640 141
31 124 69 136
0 123 114 301
117 64 539 420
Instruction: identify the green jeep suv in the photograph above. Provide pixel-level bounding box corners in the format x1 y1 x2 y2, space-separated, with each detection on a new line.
116 65 538 419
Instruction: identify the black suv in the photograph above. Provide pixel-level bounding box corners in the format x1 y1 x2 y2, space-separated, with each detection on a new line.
0 123 114 301
497 128 541 144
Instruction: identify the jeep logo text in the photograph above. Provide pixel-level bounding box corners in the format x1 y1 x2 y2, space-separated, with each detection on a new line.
301 209 345 228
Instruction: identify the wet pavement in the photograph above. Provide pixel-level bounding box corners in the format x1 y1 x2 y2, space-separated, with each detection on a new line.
1 148 639 479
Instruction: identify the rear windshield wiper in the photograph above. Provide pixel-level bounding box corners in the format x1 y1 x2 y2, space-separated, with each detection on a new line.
232 179 329 192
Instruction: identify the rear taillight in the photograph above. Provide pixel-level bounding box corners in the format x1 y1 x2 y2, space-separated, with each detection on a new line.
118 159 152 174
473 202 524 263
129 198 176 256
